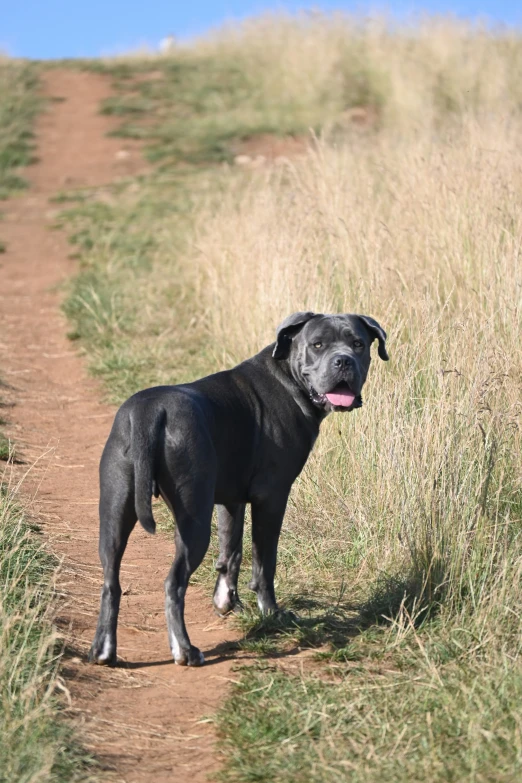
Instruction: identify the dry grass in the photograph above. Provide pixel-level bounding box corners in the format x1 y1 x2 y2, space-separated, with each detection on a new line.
167 13 522 129
183 110 522 607
77 13 522 169
0 475 95 781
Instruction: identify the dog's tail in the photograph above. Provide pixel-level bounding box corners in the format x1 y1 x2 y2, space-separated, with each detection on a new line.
131 408 164 535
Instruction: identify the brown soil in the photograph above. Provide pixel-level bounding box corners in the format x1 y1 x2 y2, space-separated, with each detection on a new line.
0 69 252 782
231 108 378 167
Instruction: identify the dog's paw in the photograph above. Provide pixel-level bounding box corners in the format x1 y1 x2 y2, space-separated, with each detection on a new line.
213 596 244 618
88 637 117 666
213 575 242 617
174 645 205 667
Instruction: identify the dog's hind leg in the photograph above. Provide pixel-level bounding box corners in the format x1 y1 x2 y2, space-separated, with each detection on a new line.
213 503 246 616
163 481 214 666
89 462 137 665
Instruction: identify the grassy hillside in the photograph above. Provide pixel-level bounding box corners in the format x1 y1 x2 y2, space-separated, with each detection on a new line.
59 15 522 782
68 13 522 168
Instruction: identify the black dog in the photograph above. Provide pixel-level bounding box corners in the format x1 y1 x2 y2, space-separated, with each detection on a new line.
89 312 388 666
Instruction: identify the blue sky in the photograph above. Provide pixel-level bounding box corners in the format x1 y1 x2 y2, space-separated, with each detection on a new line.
2 1 521 59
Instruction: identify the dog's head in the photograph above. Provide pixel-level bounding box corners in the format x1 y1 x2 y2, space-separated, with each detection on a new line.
272 311 388 413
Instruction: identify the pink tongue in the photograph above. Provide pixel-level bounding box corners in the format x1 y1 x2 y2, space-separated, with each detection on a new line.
325 390 356 408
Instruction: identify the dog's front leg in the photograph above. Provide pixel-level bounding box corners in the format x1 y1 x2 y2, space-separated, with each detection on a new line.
213 503 246 616
248 494 289 614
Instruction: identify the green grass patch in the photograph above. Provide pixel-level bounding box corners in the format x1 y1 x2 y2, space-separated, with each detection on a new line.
0 484 96 781
58 167 237 402
0 382 12 462
216 521 522 782
0 60 42 199
86 57 322 167
0 58 41 250
0 433 10 461
217 632 522 783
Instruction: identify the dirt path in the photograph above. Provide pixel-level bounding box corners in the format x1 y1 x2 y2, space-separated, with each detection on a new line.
0 69 243 782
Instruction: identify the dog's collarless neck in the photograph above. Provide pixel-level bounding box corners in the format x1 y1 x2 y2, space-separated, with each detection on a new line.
266 352 326 428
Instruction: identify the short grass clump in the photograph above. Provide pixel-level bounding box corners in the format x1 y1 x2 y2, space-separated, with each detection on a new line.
0 380 13 462
0 58 41 199
218 627 522 783
59 14 522 781
0 60 40 438
0 434 9 461
0 56 41 255
0 482 95 781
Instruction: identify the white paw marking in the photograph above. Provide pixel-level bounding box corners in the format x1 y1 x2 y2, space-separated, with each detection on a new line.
214 575 231 611
97 637 113 661
169 630 182 660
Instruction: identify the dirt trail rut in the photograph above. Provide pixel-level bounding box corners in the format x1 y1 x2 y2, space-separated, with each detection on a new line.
0 70 243 782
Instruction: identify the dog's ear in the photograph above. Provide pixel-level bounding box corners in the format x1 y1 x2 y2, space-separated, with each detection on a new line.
357 315 389 361
273 311 316 360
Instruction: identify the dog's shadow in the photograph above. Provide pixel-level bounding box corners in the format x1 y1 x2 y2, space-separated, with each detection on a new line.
231 566 447 660
121 639 241 669
232 598 362 658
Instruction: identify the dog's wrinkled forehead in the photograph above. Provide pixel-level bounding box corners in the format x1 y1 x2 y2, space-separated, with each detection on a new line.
273 311 388 362
300 314 370 346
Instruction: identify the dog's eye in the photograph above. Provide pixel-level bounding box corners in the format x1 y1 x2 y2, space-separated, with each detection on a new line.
313 342 323 349
353 340 364 349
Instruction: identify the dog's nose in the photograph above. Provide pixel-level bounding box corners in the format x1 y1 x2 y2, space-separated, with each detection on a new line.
333 354 354 370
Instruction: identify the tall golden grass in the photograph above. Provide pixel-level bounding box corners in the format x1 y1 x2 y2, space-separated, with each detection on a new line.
106 14 522 140
186 114 522 610
184 13 522 130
